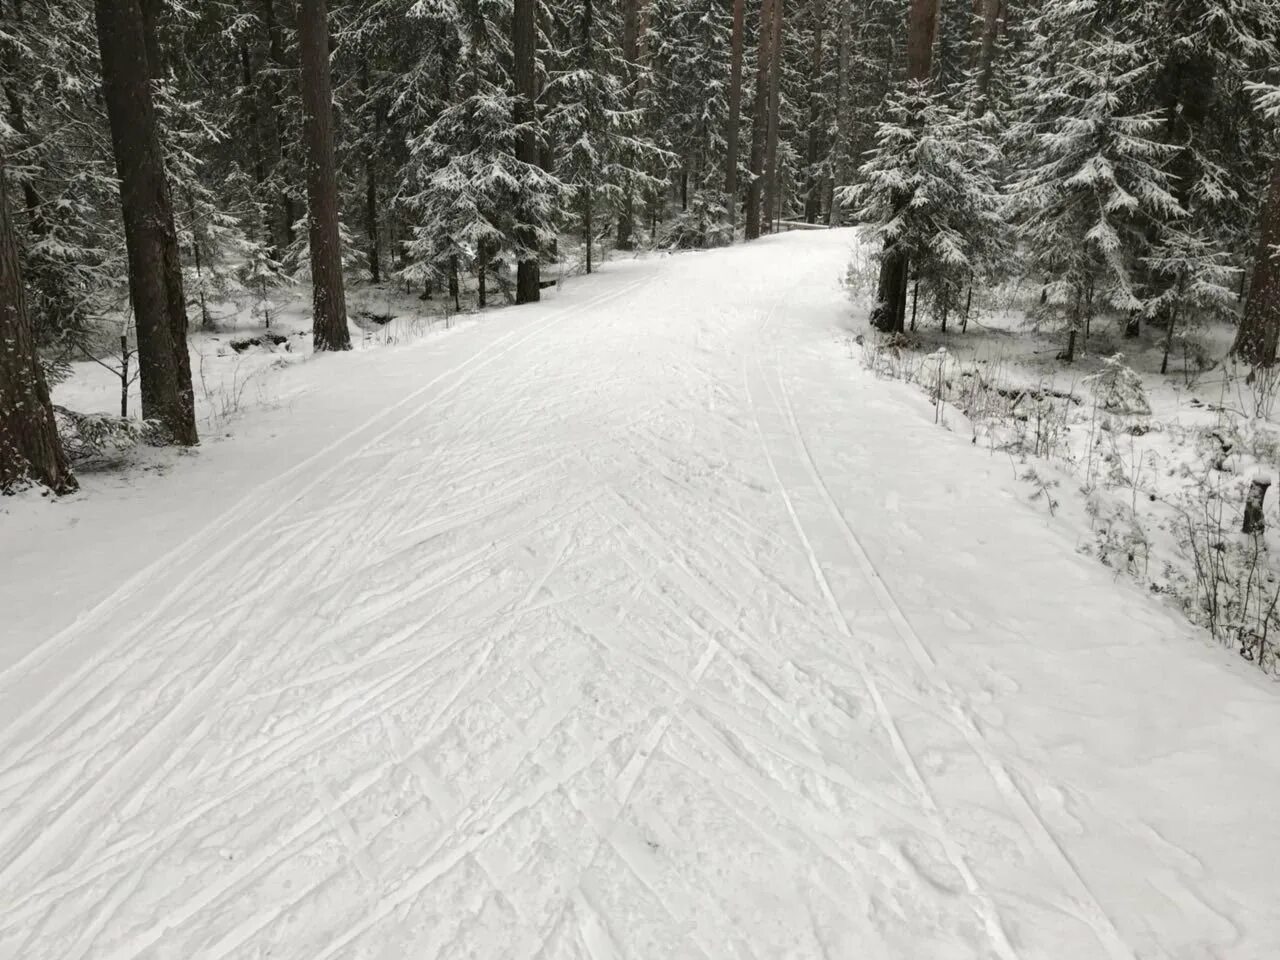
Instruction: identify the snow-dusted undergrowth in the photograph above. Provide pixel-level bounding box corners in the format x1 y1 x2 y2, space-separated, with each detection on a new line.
846 250 1280 674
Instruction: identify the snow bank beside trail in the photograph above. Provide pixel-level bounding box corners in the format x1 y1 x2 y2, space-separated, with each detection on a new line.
845 255 1280 676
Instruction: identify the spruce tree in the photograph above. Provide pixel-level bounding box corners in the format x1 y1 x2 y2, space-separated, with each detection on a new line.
94 0 198 444
1007 19 1183 360
0 153 76 494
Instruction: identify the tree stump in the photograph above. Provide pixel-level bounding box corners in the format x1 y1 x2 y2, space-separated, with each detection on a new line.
1243 477 1271 535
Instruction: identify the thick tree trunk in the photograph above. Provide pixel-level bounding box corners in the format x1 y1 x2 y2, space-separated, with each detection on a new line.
298 0 350 352
95 0 198 444
513 0 541 303
1232 157 1280 367
138 0 166 75
906 0 939 84
974 0 1002 113
871 0 938 333
725 0 745 233
744 0 775 240
0 157 75 495
762 0 784 234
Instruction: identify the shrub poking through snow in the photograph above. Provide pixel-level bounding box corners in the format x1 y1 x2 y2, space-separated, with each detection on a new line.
54 407 160 467
1085 354 1151 416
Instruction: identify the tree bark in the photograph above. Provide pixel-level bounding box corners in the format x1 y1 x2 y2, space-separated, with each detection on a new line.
725 0 745 233
762 0 784 234
0 156 75 495
974 0 1003 113
744 0 775 240
1244 478 1270 535
298 0 350 352
871 0 938 332
906 0 939 84
1232 156 1280 367
138 0 165 76
95 0 198 444
513 0 541 303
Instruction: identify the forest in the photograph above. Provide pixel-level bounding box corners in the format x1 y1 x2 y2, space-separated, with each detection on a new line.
1 0 1279 494
6 4 1280 956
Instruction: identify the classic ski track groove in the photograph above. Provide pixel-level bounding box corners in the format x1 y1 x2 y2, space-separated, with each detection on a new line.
0 274 654 754
743 354 1023 960
765 344 1138 960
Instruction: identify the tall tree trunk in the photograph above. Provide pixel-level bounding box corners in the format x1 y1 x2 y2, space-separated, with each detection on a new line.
744 0 775 240
95 0 198 444
871 0 938 332
802 4 824 224
906 0 939 83
138 0 165 75
1232 156 1280 367
513 0 542 303
828 0 850 226
762 0 784 234
974 0 1003 113
0 156 75 495
616 0 641 249
725 0 745 233
298 0 350 351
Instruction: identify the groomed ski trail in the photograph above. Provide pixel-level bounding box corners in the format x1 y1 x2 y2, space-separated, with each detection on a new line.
2 230 1279 960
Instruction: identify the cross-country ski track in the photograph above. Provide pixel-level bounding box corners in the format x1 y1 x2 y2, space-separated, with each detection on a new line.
2 229 1278 959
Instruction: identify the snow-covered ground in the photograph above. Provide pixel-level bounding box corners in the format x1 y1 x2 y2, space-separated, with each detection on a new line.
845 241 1280 674
2 229 1279 959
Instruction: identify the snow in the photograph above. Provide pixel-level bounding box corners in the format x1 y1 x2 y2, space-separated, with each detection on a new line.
2 229 1279 959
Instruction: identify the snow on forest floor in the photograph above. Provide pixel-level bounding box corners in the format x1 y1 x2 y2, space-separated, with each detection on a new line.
2 229 1280 959
843 241 1280 675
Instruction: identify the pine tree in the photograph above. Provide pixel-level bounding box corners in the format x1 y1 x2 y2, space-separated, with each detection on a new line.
94 0 198 444
744 0 774 240
845 82 1008 331
401 0 558 302
1231 83 1280 367
298 0 352 351
646 0 733 246
513 0 543 301
2 0 128 379
547 0 662 271
869 0 940 333
724 0 747 231
1007 19 1183 361
0 152 76 494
